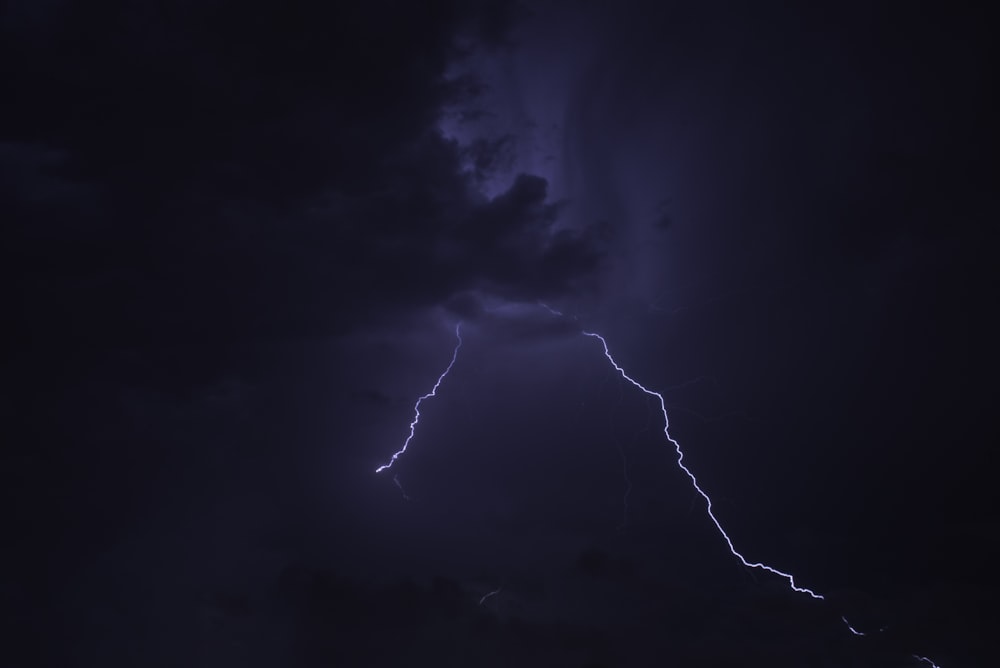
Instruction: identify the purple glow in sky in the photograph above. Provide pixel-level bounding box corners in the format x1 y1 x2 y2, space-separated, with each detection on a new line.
7 1 991 665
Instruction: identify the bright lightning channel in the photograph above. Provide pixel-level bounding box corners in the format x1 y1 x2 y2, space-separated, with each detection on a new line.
375 322 463 474
582 331 824 600
584 330 943 666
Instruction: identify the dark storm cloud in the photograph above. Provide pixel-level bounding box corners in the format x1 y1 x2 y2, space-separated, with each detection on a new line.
8 3 995 666
4 0 605 359
463 133 516 184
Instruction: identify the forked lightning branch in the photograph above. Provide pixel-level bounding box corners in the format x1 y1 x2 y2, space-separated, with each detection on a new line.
374 313 944 667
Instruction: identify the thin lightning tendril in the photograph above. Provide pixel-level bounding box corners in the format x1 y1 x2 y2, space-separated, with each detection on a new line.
914 656 941 668
842 616 866 636
582 331 824 600
375 322 463 474
479 587 502 606
393 473 411 501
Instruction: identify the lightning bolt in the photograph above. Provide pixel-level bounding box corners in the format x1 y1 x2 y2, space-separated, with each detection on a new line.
584 330 942 665
374 314 945 666
582 331 824 599
375 322 463 473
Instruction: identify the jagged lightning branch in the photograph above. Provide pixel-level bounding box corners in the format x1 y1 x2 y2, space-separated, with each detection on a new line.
375 322 463 473
582 330 824 600
584 330 944 665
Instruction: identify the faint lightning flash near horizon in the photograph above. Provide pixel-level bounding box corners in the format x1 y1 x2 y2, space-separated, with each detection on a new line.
582 330 824 600
373 312 942 667
375 322 463 473
479 587 502 606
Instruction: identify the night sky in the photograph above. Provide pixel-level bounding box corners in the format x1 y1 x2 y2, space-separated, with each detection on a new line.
4 1 997 666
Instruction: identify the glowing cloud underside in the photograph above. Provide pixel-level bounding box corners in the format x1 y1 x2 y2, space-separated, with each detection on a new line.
582 331 823 599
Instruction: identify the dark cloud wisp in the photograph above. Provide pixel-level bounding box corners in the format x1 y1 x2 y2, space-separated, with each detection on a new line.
5 1 605 360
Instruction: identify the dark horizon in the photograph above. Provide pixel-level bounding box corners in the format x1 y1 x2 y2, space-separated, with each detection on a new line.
4 1 996 666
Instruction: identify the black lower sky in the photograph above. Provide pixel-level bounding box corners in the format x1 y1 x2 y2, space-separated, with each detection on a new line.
4 1 997 666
